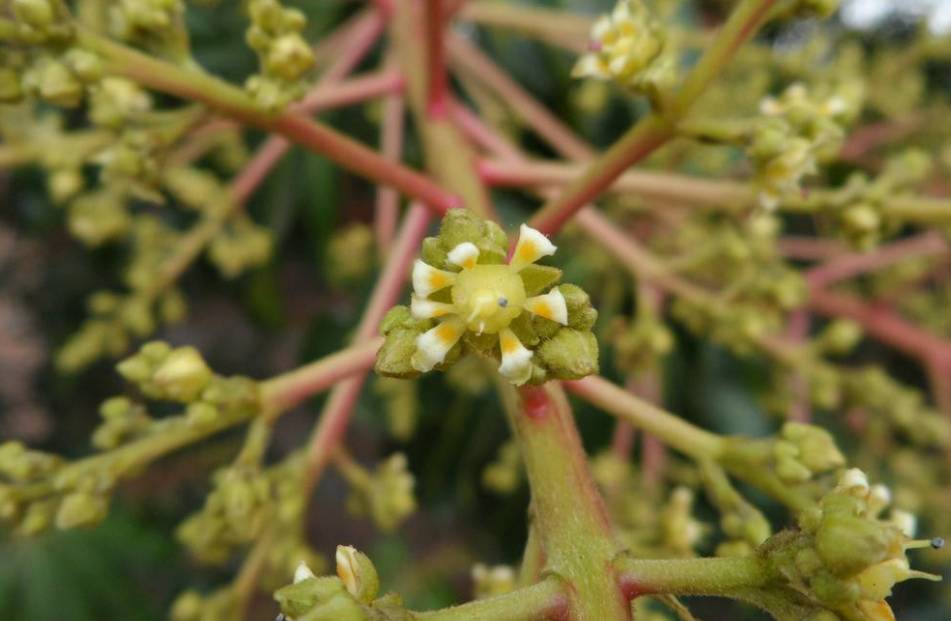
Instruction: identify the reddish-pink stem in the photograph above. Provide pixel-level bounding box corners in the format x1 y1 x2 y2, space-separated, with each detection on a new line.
229 11 387 205
808 287 951 365
777 236 849 261
425 0 450 118
785 309 812 423
230 71 404 205
805 232 948 289
448 99 523 161
448 35 594 161
303 204 432 490
375 73 406 258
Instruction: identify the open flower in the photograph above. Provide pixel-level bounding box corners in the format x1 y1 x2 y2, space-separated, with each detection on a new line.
375 210 598 385
410 224 568 385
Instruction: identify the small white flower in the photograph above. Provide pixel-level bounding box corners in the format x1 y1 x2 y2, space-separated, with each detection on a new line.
409 224 564 385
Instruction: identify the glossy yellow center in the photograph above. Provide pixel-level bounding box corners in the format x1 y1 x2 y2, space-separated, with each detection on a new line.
451 265 525 334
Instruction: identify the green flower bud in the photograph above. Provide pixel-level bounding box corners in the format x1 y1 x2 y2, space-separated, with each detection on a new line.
265 33 314 81
375 307 431 378
536 328 599 379
781 422 846 473
17 499 57 536
55 491 109 529
34 58 83 107
335 546 380 603
63 48 104 82
12 0 55 28
152 346 213 402
185 402 218 427
0 67 23 103
275 575 348 618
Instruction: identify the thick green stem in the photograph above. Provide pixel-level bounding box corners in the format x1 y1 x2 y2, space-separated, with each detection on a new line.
615 555 768 598
501 382 631 621
413 576 568 621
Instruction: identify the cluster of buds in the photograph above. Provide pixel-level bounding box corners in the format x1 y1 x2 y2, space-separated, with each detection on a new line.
842 367 951 450
750 83 858 210
772 423 846 484
376 210 598 386
170 587 237 621
245 0 315 110
342 453 416 533
372 377 419 442
273 547 407 621
0 439 110 535
177 463 271 563
92 396 153 449
326 223 375 285
2 0 73 46
760 469 941 621
56 286 186 372
571 0 673 101
612 305 673 374
700 461 772 557
660 487 707 556
481 439 522 494
108 0 186 47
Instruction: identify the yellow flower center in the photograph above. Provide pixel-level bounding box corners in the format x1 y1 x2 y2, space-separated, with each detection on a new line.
451 265 525 334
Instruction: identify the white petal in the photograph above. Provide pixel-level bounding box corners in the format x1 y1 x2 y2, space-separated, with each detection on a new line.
524 288 568 325
294 561 316 584
510 224 557 270
411 295 456 320
838 468 869 493
498 329 533 386
412 259 456 298
447 242 480 270
412 319 464 372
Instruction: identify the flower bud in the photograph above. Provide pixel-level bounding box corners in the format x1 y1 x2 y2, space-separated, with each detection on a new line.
335 546 380 603
152 346 213 402
55 491 109 529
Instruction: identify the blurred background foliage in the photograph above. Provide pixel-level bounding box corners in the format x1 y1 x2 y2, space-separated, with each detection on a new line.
2 0 950 620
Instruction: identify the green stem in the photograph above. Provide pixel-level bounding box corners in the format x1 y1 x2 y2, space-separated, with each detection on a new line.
615 555 768 597
501 382 631 621
413 576 568 621
563 376 724 460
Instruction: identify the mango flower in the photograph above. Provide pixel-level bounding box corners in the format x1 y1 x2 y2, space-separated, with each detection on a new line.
410 224 567 385
375 210 598 386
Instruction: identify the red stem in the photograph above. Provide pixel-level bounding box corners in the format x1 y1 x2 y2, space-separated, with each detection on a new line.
303 204 432 491
425 0 450 118
375 67 406 258
805 232 948 289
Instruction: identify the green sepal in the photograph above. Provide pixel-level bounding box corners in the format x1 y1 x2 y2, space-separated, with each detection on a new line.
519 264 563 296
275 576 347 618
559 284 598 330
375 307 430 379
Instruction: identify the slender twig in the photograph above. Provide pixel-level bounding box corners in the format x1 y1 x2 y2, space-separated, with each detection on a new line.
302 205 431 492
805 232 948 289
425 0 450 118
78 28 461 213
375 58 406 258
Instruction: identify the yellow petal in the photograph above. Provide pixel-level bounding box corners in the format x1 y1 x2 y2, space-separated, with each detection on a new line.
412 260 456 298
858 599 896 621
447 242 480 270
412 319 464 372
510 224 557 271
410 295 456 320
498 329 533 386
524 288 568 325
